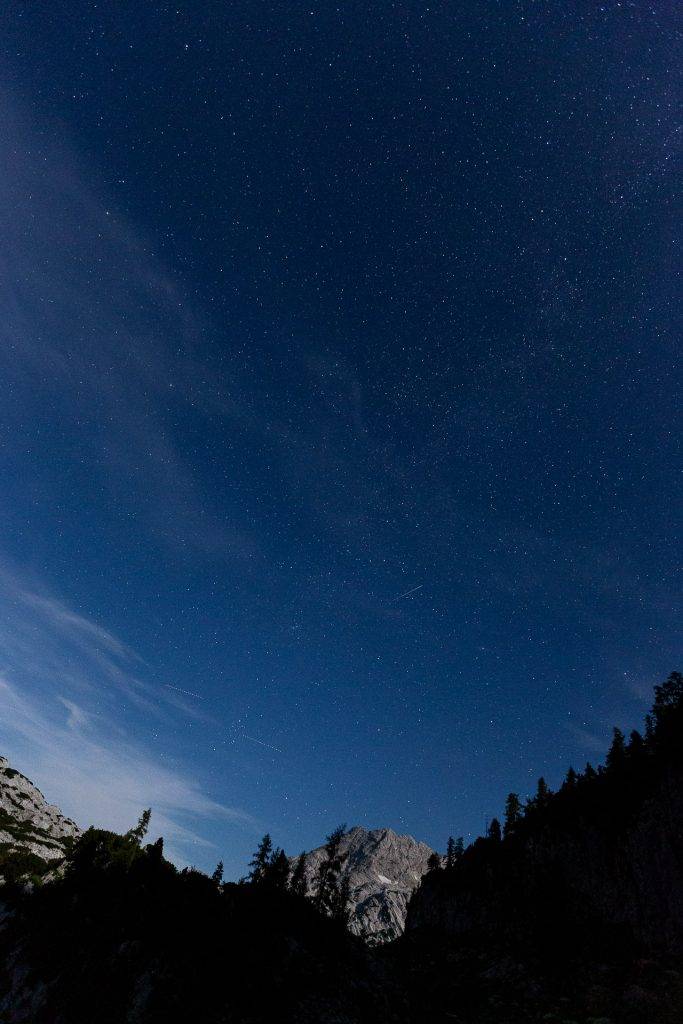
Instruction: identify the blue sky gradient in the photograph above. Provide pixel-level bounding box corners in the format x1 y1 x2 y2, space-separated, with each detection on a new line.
0 2 679 878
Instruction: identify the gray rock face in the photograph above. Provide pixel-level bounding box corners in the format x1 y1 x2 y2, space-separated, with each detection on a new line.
292 826 437 944
0 756 81 871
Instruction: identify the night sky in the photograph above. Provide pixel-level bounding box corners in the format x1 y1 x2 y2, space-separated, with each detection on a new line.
0 2 679 876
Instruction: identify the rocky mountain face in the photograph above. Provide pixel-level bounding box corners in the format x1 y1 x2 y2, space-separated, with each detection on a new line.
293 826 437 944
0 756 80 876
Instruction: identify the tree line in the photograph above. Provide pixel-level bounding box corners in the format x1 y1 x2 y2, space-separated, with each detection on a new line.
237 822 351 925
432 671 683 871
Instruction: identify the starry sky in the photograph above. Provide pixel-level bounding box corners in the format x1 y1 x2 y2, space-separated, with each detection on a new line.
0 2 679 876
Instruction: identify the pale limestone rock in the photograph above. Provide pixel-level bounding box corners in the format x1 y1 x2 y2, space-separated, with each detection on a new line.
0 755 81 870
292 825 438 944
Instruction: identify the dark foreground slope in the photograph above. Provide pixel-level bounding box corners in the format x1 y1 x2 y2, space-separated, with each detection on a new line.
0 830 403 1024
399 673 683 1022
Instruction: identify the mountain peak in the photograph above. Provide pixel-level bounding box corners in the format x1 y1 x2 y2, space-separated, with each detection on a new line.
292 824 436 944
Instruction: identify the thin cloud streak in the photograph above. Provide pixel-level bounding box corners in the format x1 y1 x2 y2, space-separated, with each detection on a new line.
565 721 607 755
0 676 253 860
0 88 260 566
17 589 138 662
0 566 256 862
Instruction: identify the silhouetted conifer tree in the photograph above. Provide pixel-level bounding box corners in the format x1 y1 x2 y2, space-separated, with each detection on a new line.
504 793 522 835
653 672 683 745
446 836 456 869
148 837 164 864
290 853 307 897
266 848 290 890
427 851 442 871
454 836 464 861
644 713 655 745
315 824 347 915
653 671 683 719
606 727 626 770
248 834 273 884
127 809 152 845
584 762 597 780
564 767 577 790
535 777 550 806
487 817 502 842
628 729 645 757
334 873 352 926
211 860 224 885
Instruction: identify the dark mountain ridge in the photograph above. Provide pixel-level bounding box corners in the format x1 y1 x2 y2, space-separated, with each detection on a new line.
407 755 683 953
398 672 683 1021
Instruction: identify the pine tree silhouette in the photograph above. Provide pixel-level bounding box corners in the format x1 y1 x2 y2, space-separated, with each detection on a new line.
248 834 273 885
653 672 683 744
334 873 352 926
266 848 290 890
606 727 626 770
427 851 442 872
487 818 502 842
504 793 522 835
532 777 550 811
628 729 645 757
314 824 347 915
289 853 307 897
126 809 151 845
653 671 683 718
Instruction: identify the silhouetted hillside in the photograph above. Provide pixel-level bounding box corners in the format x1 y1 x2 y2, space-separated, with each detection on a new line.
0 821 402 1023
399 672 683 1022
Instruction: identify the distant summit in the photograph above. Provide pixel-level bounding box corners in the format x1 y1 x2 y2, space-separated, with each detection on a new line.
292 825 437 944
0 756 80 881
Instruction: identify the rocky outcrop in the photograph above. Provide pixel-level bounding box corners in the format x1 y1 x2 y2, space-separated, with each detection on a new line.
0 756 80 874
292 826 437 944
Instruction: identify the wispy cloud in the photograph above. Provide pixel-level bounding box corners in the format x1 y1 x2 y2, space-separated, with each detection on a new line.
564 721 607 756
0 564 151 712
0 567 255 863
57 696 90 731
0 88 259 565
0 675 250 856
17 590 137 662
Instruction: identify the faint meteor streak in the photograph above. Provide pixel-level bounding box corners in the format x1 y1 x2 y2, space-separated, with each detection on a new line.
165 684 204 700
393 584 424 602
243 734 283 753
